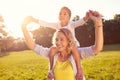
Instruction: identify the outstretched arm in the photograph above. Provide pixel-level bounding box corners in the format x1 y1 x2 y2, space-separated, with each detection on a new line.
83 11 90 22
23 16 58 30
21 16 51 58
71 11 90 28
90 11 103 55
21 16 36 50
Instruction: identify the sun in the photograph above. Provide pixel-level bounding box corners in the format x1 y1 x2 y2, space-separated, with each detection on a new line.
11 30 23 39
9 22 40 39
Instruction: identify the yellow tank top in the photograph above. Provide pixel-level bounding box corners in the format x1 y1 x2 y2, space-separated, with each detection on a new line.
53 58 75 80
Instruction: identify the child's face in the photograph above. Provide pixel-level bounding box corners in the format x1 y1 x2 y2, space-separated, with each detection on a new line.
55 31 69 52
59 8 70 23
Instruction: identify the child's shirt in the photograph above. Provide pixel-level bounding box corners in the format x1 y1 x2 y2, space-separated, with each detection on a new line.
38 18 85 46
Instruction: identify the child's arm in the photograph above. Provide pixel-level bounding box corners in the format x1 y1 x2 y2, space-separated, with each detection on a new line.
24 16 58 30
48 46 58 80
37 20 58 30
71 11 89 28
83 11 90 22
71 45 83 80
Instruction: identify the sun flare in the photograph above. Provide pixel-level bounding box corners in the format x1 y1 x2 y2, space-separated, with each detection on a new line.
0 0 119 39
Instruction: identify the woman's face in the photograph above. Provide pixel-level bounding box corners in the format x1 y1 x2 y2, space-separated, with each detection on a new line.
59 8 70 23
55 31 68 52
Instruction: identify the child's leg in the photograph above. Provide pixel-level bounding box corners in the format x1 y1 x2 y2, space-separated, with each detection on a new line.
48 46 58 80
71 45 83 80
49 46 58 70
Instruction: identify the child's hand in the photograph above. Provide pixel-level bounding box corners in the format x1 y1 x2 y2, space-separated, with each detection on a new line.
83 11 90 22
47 70 54 80
76 67 83 80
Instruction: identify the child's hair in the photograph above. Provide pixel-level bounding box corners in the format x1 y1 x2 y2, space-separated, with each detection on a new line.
60 6 71 17
52 28 76 54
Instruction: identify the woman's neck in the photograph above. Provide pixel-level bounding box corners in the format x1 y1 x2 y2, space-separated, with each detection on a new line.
60 52 67 57
58 51 69 62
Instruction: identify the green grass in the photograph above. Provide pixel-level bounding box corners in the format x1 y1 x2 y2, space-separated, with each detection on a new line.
82 51 120 80
0 44 120 80
0 51 49 80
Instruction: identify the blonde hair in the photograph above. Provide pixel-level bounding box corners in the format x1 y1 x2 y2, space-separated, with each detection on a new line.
60 6 71 17
52 28 75 54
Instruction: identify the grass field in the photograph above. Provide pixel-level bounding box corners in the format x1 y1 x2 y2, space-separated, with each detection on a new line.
0 44 120 80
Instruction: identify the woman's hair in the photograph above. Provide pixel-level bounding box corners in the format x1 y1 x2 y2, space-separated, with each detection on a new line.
60 6 71 17
52 28 76 54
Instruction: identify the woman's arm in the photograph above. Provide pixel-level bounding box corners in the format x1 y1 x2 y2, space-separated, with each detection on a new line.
21 16 51 58
21 16 36 50
90 11 103 55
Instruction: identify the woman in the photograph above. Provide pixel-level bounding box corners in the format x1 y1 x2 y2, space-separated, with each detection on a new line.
48 28 83 80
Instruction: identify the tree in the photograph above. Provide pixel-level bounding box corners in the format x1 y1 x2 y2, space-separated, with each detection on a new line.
72 15 80 21
32 27 55 47
0 15 14 53
114 14 120 21
103 19 120 44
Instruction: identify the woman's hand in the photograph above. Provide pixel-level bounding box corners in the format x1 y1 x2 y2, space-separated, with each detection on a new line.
22 16 38 26
89 10 103 54
89 10 103 27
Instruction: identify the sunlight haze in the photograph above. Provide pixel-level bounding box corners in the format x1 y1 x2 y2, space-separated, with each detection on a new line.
0 0 120 38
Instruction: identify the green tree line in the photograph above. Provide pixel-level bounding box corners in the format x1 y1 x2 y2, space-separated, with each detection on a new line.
0 14 120 54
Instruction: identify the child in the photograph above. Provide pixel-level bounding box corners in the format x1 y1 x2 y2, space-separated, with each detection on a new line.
28 6 89 46
48 28 83 80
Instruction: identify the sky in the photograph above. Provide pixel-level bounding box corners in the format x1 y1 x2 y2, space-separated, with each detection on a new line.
0 0 120 38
